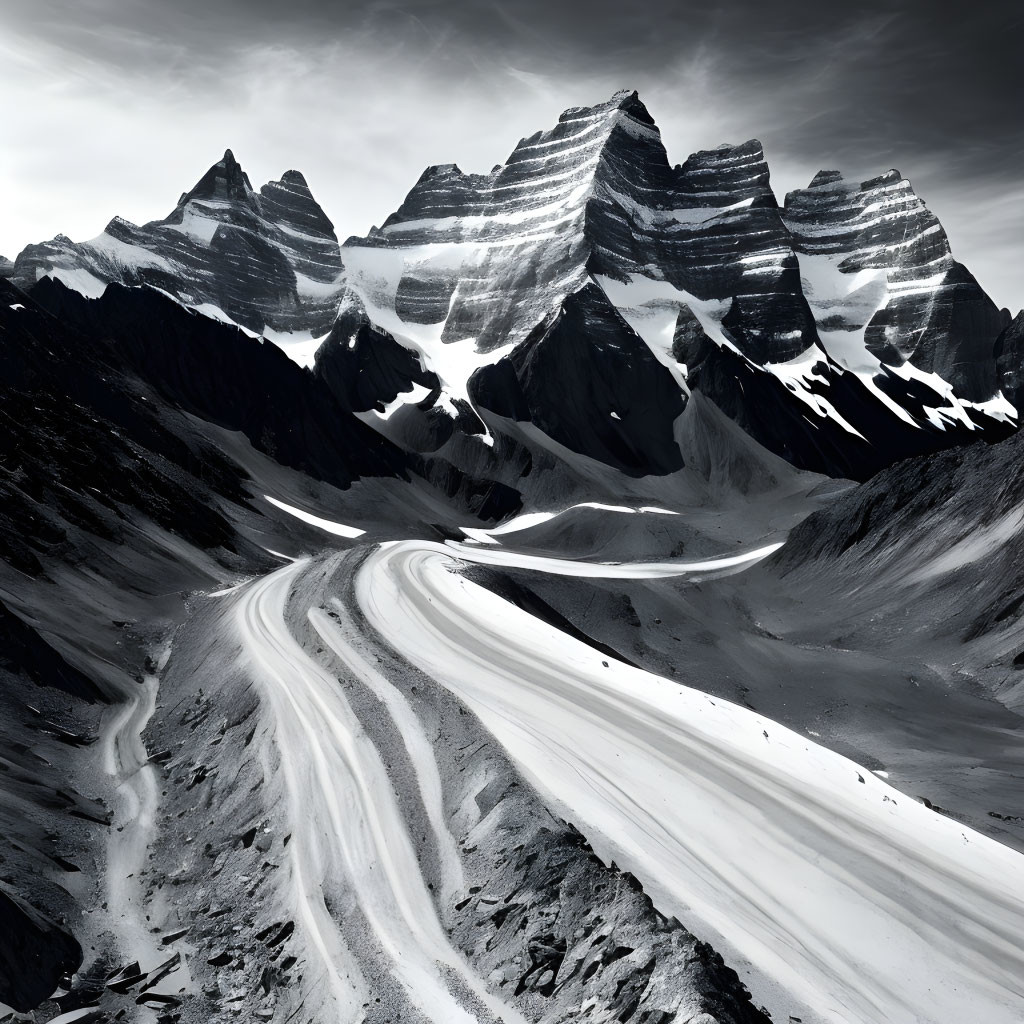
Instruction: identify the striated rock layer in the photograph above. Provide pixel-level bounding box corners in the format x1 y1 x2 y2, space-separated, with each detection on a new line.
319 90 1018 481
784 168 1009 401
11 90 1020 481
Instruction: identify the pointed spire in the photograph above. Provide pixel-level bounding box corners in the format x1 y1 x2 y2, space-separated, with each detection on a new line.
609 88 656 125
178 149 255 207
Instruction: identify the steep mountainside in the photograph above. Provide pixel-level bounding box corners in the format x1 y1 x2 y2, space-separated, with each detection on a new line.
0 274 781 1022
0 271 527 1013
316 90 1017 481
484 425 1024 870
784 169 1008 402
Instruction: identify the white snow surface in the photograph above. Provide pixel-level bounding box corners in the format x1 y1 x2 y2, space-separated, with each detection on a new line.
765 347 866 439
340 245 514 405
42 266 109 299
187 302 256 333
594 271 728 389
264 493 756 576
99 649 169 977
166 208 223 244
459 501 682 545
311 599 466 906
445 538 782 578
261 325 328 368
357 540 1024 1024
263 495 365 538
593 271 870 438
796 251 1018 429
368 382 434 422
85 231 177 272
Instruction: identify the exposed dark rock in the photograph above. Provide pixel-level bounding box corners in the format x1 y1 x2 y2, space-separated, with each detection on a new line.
0 887 82 1011
315 304 440 414
996 311 1024 409
0 599 106 703
784 167 1009 402
334 90 1018 481
470 283 686 475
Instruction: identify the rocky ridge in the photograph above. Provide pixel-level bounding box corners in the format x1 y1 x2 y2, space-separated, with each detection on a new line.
318 90 1018 481
9 151 343 353
8 89 1021 484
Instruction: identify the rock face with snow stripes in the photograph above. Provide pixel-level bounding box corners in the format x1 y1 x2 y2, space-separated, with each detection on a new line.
317 90 1018 481
783 168 1009 402
9 151 342 343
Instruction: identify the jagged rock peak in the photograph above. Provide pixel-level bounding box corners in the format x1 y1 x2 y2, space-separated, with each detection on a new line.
179 148 255 207
416 163 463 184
508 89 664 166
9 144 342 338
864 168 904 188
557 88 657 128
376 91 668 242
783 166 947 264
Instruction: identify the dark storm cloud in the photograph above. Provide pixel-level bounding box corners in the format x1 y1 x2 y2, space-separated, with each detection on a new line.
19 0 1019 157
3 0 1021 306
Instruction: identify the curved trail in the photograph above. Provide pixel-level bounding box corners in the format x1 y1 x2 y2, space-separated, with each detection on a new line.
356 540 1024 1024
234 559 526 1024
443 538 783 577
309 601 466 907
101 661 164 976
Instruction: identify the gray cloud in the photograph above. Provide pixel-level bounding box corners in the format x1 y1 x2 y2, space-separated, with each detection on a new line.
2 0 1020 308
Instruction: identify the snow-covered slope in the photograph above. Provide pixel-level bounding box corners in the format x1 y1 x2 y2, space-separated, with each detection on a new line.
6 85 1024 1024
784 168 1011 405
10 151 343 351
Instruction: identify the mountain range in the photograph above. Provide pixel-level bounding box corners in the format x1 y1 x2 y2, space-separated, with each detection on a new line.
2 90 1024 1024
7 90 1021 486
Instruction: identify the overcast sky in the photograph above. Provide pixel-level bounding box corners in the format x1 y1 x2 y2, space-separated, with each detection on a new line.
2 0 1021 308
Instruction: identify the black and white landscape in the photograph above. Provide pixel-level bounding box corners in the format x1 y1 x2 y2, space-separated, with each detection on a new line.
2 5 1024 1023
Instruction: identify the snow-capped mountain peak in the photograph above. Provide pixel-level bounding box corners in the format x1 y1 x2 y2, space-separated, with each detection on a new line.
9 149 343 347
317 90 1017 481
9 91 1019 481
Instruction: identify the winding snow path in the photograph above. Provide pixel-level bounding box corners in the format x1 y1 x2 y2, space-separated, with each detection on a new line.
357 540 1024 1024
100 661 164 975
235 560 525 1024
